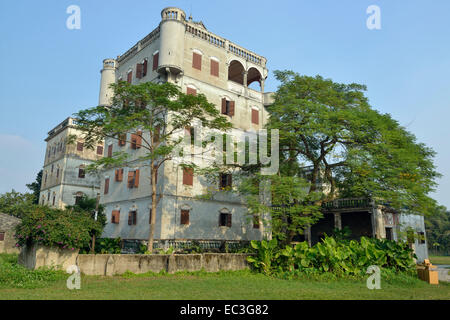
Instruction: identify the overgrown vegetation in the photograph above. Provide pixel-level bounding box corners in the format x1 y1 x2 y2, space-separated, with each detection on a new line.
247 236 416 278
0 254 66 289
15 205 104 250
425 205 450 255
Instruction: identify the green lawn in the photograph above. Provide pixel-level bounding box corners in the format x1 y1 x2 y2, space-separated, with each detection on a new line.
429 255 450 265
0 254 449 300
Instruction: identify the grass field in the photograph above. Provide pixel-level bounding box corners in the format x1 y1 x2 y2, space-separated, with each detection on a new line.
429 255 450 265
0 254 449 300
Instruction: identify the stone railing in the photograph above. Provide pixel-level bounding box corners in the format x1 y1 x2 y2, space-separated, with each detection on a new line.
186 24 226 49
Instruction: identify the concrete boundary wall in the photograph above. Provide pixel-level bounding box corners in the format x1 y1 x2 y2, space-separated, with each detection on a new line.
76 253 250 276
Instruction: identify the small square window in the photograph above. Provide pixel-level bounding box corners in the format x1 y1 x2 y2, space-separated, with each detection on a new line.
219 213 232 227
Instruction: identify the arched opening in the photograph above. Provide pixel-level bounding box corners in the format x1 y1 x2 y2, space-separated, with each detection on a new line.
75 192 84 205
228 60 245 85
247 67 263 91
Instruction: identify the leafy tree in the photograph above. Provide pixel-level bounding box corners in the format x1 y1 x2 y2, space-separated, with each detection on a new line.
238 173 322 245
425 205 450 254
66 195 106 252
0 190 36 218
15 206 104 250
268 71 439 215
73 81 232 252
26 170 42 205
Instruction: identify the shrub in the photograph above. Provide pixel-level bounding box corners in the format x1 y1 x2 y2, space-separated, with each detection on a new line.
247 236 416 277
15 205 104 250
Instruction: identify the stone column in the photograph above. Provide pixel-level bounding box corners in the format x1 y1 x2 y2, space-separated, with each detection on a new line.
260 78 265 93
305 226 312 247
334 212 342 230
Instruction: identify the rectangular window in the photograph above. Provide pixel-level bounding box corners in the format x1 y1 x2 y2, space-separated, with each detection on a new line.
143 59 148 77
111 210 120 224
192 52 202 70
115 168 124 182
77 142 84 152
108 145 113 157
385 227 393 241
128 211 137 225
221 98 234 116
131 131 142 149
251 109 259 124
136 63 143 79
180 209 190 225
185 126 195 145
97 146 103 155
253 215 260 229
128 170 140 188
78 168 85 179
118 133 127 146
186 87 197 96
127 71 132 83
0 232 4 241
152 52 159 71
418 232 426 244
104 178 110 194
210 59 219 77
220 173 232 189
183 167 194 186
219 213 232 227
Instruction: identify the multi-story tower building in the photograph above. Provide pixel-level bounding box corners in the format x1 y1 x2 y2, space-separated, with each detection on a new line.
39 117 104 208
98 7 274 246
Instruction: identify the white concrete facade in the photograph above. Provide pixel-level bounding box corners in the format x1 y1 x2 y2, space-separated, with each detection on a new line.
39 117 103 208
99 7 272 242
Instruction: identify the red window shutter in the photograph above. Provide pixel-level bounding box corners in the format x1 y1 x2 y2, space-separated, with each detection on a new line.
111 210 120 224
143 59 148 77
128 171 134 188
127 72 132 83
128 211 137 225
211 60 219 77
229 101 235 117
104 178 110 194
97 146 103 155
153 53 159 71
187 87 197 96
180 210 190 225
108 144 113 157
115 169 123 182
136 131 142 149
136 63 143 79
252 109 259 124
192 53 202 70
134 169 140 188
77 142 84 151
226 214 232 227
183 168 193 186
221 98 227 114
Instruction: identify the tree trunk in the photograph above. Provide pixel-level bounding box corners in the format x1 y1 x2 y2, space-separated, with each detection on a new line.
148 163 157 253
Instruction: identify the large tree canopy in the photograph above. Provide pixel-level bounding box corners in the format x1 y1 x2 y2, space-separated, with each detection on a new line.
267 70 439 215
74 81 232 252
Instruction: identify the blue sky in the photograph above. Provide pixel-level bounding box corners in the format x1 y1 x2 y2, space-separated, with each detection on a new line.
0 0 449 208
